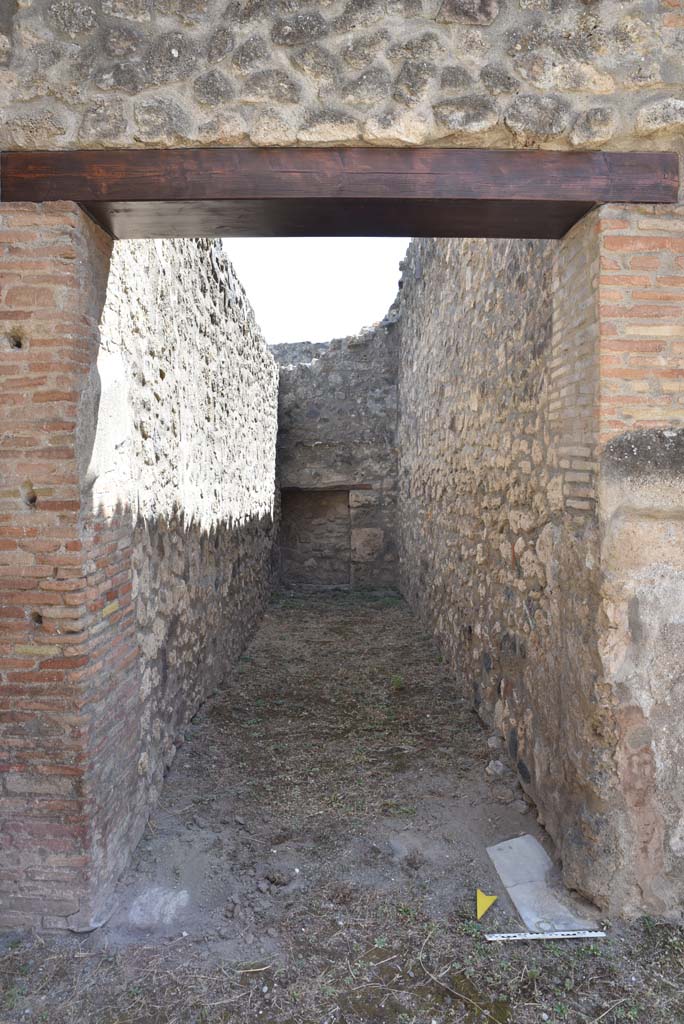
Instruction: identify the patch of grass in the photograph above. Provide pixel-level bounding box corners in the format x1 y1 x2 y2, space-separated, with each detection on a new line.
381 799 416 817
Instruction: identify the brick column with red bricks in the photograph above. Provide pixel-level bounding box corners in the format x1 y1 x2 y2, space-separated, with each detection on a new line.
596 202 684 917
0 202 144 930
598 203 684 441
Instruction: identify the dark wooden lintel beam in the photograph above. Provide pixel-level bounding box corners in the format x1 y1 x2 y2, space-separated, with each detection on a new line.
2 148 678 203
0 148 678 240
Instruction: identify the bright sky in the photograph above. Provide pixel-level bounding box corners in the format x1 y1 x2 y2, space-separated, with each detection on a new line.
222 237 410 345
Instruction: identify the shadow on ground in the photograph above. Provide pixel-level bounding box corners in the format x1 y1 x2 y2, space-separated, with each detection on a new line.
1 593 683 1023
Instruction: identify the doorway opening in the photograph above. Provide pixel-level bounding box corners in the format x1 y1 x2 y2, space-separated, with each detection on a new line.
1 148 681 962
280 488 351 589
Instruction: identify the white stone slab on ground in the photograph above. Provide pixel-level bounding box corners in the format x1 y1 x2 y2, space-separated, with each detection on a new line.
486 834 600 933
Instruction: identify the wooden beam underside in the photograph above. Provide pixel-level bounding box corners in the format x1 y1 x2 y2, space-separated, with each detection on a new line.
1 148 678 240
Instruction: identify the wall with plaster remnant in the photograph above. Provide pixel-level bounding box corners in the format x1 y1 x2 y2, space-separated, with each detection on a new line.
395 212 684 918
0 211 278 930
2 1 684 153
600 431 684 917
272 325 399 590
88 237 279 918
593 203 684 917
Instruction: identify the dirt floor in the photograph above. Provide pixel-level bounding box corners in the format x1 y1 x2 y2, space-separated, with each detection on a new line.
2 591 684 1023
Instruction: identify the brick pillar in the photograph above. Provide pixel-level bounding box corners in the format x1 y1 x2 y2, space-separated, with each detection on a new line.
0 202 140 930
510 201 684 919
596 203 684 917
551 202 684 917
598 204 684 441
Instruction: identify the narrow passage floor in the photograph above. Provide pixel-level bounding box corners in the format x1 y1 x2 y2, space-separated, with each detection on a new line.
106 590 536 954
109 590 537 947
2 594 683 1024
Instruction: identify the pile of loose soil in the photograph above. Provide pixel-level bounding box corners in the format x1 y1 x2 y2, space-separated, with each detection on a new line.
1 592 683 1023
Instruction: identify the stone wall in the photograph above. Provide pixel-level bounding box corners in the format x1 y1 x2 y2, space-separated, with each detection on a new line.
86 236 278 923
395 215 684 917
0 207 278 930
394 235 605 897
272 324 399 590
2 1 684 152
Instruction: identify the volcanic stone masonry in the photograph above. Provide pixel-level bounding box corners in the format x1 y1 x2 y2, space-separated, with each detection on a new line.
2 0 684 151
0 206 278 930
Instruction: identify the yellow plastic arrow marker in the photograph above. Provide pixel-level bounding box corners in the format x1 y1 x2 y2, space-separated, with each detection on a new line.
476 889 498 921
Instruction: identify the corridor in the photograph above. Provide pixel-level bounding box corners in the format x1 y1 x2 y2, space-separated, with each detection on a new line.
1 595 680 1023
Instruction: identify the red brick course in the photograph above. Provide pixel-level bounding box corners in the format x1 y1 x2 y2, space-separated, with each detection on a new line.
598 204 684 443
549 202 684 516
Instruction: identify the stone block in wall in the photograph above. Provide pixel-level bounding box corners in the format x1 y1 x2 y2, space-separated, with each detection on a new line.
350 501 390 530
349 488 381 507
351 527 385 563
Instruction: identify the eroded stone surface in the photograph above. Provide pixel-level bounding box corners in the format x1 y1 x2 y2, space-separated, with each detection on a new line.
599 429 684 916
437 0 499 26
87 237 279 919
504 93 571 140
570 105 616 147
193 68 234 105
1 2 682 150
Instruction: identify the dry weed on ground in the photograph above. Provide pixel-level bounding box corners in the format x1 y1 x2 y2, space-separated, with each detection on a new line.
1 593 683 1023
